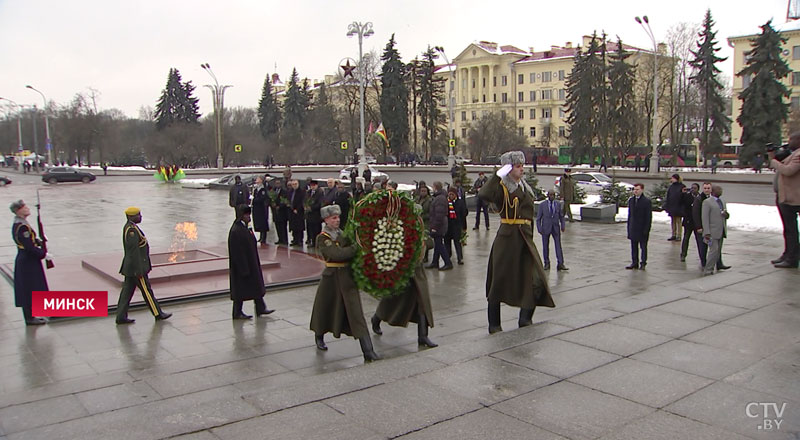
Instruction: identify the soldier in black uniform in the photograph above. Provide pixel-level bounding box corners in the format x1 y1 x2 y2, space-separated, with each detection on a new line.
228 205 275 319
229 175 250 217
115 207 172 324
10 200 50 325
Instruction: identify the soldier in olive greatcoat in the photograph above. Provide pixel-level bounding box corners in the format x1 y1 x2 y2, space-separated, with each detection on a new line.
478 151 555 334
115 207 172 324
310 205 381 362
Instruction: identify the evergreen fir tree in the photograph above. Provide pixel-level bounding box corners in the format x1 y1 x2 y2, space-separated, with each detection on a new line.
737 20 791 161
418 47 444 160
380 34 410 156
689 9 731 158
308 83 340 162
566 36 601 164
608 37 639 156
154 68 200 130
283 68 307 133
179 80 201 124
257 74 281 140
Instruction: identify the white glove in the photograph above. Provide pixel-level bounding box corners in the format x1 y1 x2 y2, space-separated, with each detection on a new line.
496 164 513 178
45 253 54 261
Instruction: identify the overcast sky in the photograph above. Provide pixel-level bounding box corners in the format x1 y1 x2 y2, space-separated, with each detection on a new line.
0 0 791 119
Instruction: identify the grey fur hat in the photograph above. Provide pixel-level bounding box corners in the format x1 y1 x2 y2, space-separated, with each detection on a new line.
500 151 525 166
320 204 341 219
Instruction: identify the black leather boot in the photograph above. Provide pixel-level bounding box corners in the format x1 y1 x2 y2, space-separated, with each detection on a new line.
23 306 46 326
315 334 327 351
371 315 383 335
359 335 382 362
518 307 535 328
488 302 502 334
417 312 438 348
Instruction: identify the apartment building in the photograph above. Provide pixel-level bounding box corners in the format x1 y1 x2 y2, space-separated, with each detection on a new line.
728 19 800 144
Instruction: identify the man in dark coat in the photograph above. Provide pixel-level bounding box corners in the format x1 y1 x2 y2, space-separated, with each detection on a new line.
478 151 555 334
536 190 568 271
11 200 50 325
310 205 381 362
334 181 351 228
472 171 490 230
425 181 452 270
362 167 372 183
116 207 172 324
228 175 250 217
228 205 275 319
287 179 306 246
634 153 642 172
305 180 323 248
679 183 700 262
269 178 290 245
445 187 467 265
664 173 686 241
626 183 652 270
558 168 575 222
323 178 338 206
251 176 270 244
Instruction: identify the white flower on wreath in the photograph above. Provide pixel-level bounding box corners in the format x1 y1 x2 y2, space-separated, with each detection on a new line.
373 217 405 272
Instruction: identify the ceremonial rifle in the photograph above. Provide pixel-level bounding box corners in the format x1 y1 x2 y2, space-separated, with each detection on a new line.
36 189 54 269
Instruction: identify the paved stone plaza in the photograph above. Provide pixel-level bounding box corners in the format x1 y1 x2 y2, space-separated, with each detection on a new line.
0 179 798 439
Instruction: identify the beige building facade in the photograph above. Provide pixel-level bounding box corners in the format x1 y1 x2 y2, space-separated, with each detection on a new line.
728 20 800 144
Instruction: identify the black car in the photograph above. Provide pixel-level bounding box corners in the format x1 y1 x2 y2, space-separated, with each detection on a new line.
0 176 11 186
42 167 96 184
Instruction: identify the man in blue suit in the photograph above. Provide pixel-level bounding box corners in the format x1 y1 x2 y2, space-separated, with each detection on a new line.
536 190 568 271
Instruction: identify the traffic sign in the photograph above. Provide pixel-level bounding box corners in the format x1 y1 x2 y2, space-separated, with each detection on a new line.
234 144 242 152
449 139 456 148
340 141 348 150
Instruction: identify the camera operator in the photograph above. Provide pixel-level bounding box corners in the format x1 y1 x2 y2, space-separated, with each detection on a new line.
769 132 800 268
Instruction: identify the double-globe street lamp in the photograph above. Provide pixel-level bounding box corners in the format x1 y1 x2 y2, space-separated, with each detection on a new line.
26 85 53 167
434 46 456 169
635 15 660 175
0 97 25 156
347 21 374 176
201 63 232 170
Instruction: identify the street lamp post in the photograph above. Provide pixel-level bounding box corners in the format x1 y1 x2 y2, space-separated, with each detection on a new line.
26 85 53 167
435 46 456 169
0 97 24 155
201 63 232 170
635 15 659 175
347 21 374 177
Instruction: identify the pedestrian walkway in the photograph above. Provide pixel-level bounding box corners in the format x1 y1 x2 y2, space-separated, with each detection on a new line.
0 182 798 439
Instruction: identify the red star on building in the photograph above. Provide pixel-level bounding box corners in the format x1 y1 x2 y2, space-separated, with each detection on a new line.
341 60 356 79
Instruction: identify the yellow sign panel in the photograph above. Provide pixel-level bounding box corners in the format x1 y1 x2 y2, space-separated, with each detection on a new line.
234 144 242 152
340 141 348 150
448 139 456 148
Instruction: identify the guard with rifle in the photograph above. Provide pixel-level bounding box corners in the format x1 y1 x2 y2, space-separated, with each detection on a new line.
10 198 53 325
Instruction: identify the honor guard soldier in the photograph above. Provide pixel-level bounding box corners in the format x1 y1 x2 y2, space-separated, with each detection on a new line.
478 151 555 334
115 207 172 324
310 205 381 362
11 200 51 325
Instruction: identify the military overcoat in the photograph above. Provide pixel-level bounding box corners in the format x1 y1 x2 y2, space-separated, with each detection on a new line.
119 221 151 277
374 264 434 328
227 220 267 301
12 218 48 308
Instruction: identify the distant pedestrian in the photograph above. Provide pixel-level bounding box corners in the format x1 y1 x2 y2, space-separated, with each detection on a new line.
626 183 652 270
10 200 50 325
115 207 172 324
702 185 730 275
600 156 607 173
362 167 372 183
644 153 651 173
269 179 290 245
229 175 250 217
634 153 642 172
664 173 686 241
251 176 270 244
536 190 567 271
102 162 108 176
425 181 452 271
228 205 275 319
305 180 323 248
445 187 466 265
334 181 351 229
692 182 712 268
679 183 700 262
753 154 764 173
450 164 459 183
531 151 538 173
287 179 306 247
558 168 575 222
472 172 490 230
711 154 719 174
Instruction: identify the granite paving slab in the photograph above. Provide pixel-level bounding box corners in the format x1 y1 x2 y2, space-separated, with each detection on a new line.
596 410 752 440
492 337 620 379
396 408 568 440
554 322 671 357
632 339 762 380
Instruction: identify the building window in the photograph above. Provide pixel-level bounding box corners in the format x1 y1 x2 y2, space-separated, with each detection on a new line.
471 111 477 120
493 93 496 102
472 79 476 88
502 93 508 103
530 91 536 101
483 78 486 88
519 127 525 136
743 74 752 88
518 74 524 84
542 71 552 82
502 75 508 86
559 108 566 119
543 126 551 138
541 89 552 100
542 108 552 118
530 127 536 137
793 96 800 111
519 109 524 119
461 111 467 121
483 94 486 103
530 108 536 119
493 77 497 87
559 126 566 137
558 89 566 100
794 46 800 60
500 110 507 120
793 72 800 86
518 92 524 102
558 70 565 81
462 78 467 88
462 128 467 138
530 73 536 83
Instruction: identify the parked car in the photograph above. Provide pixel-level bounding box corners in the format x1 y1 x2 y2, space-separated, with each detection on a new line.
207 174 260 190
554 172 633 195
338 166 389 182
0 176 11 186
42 167 96 184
